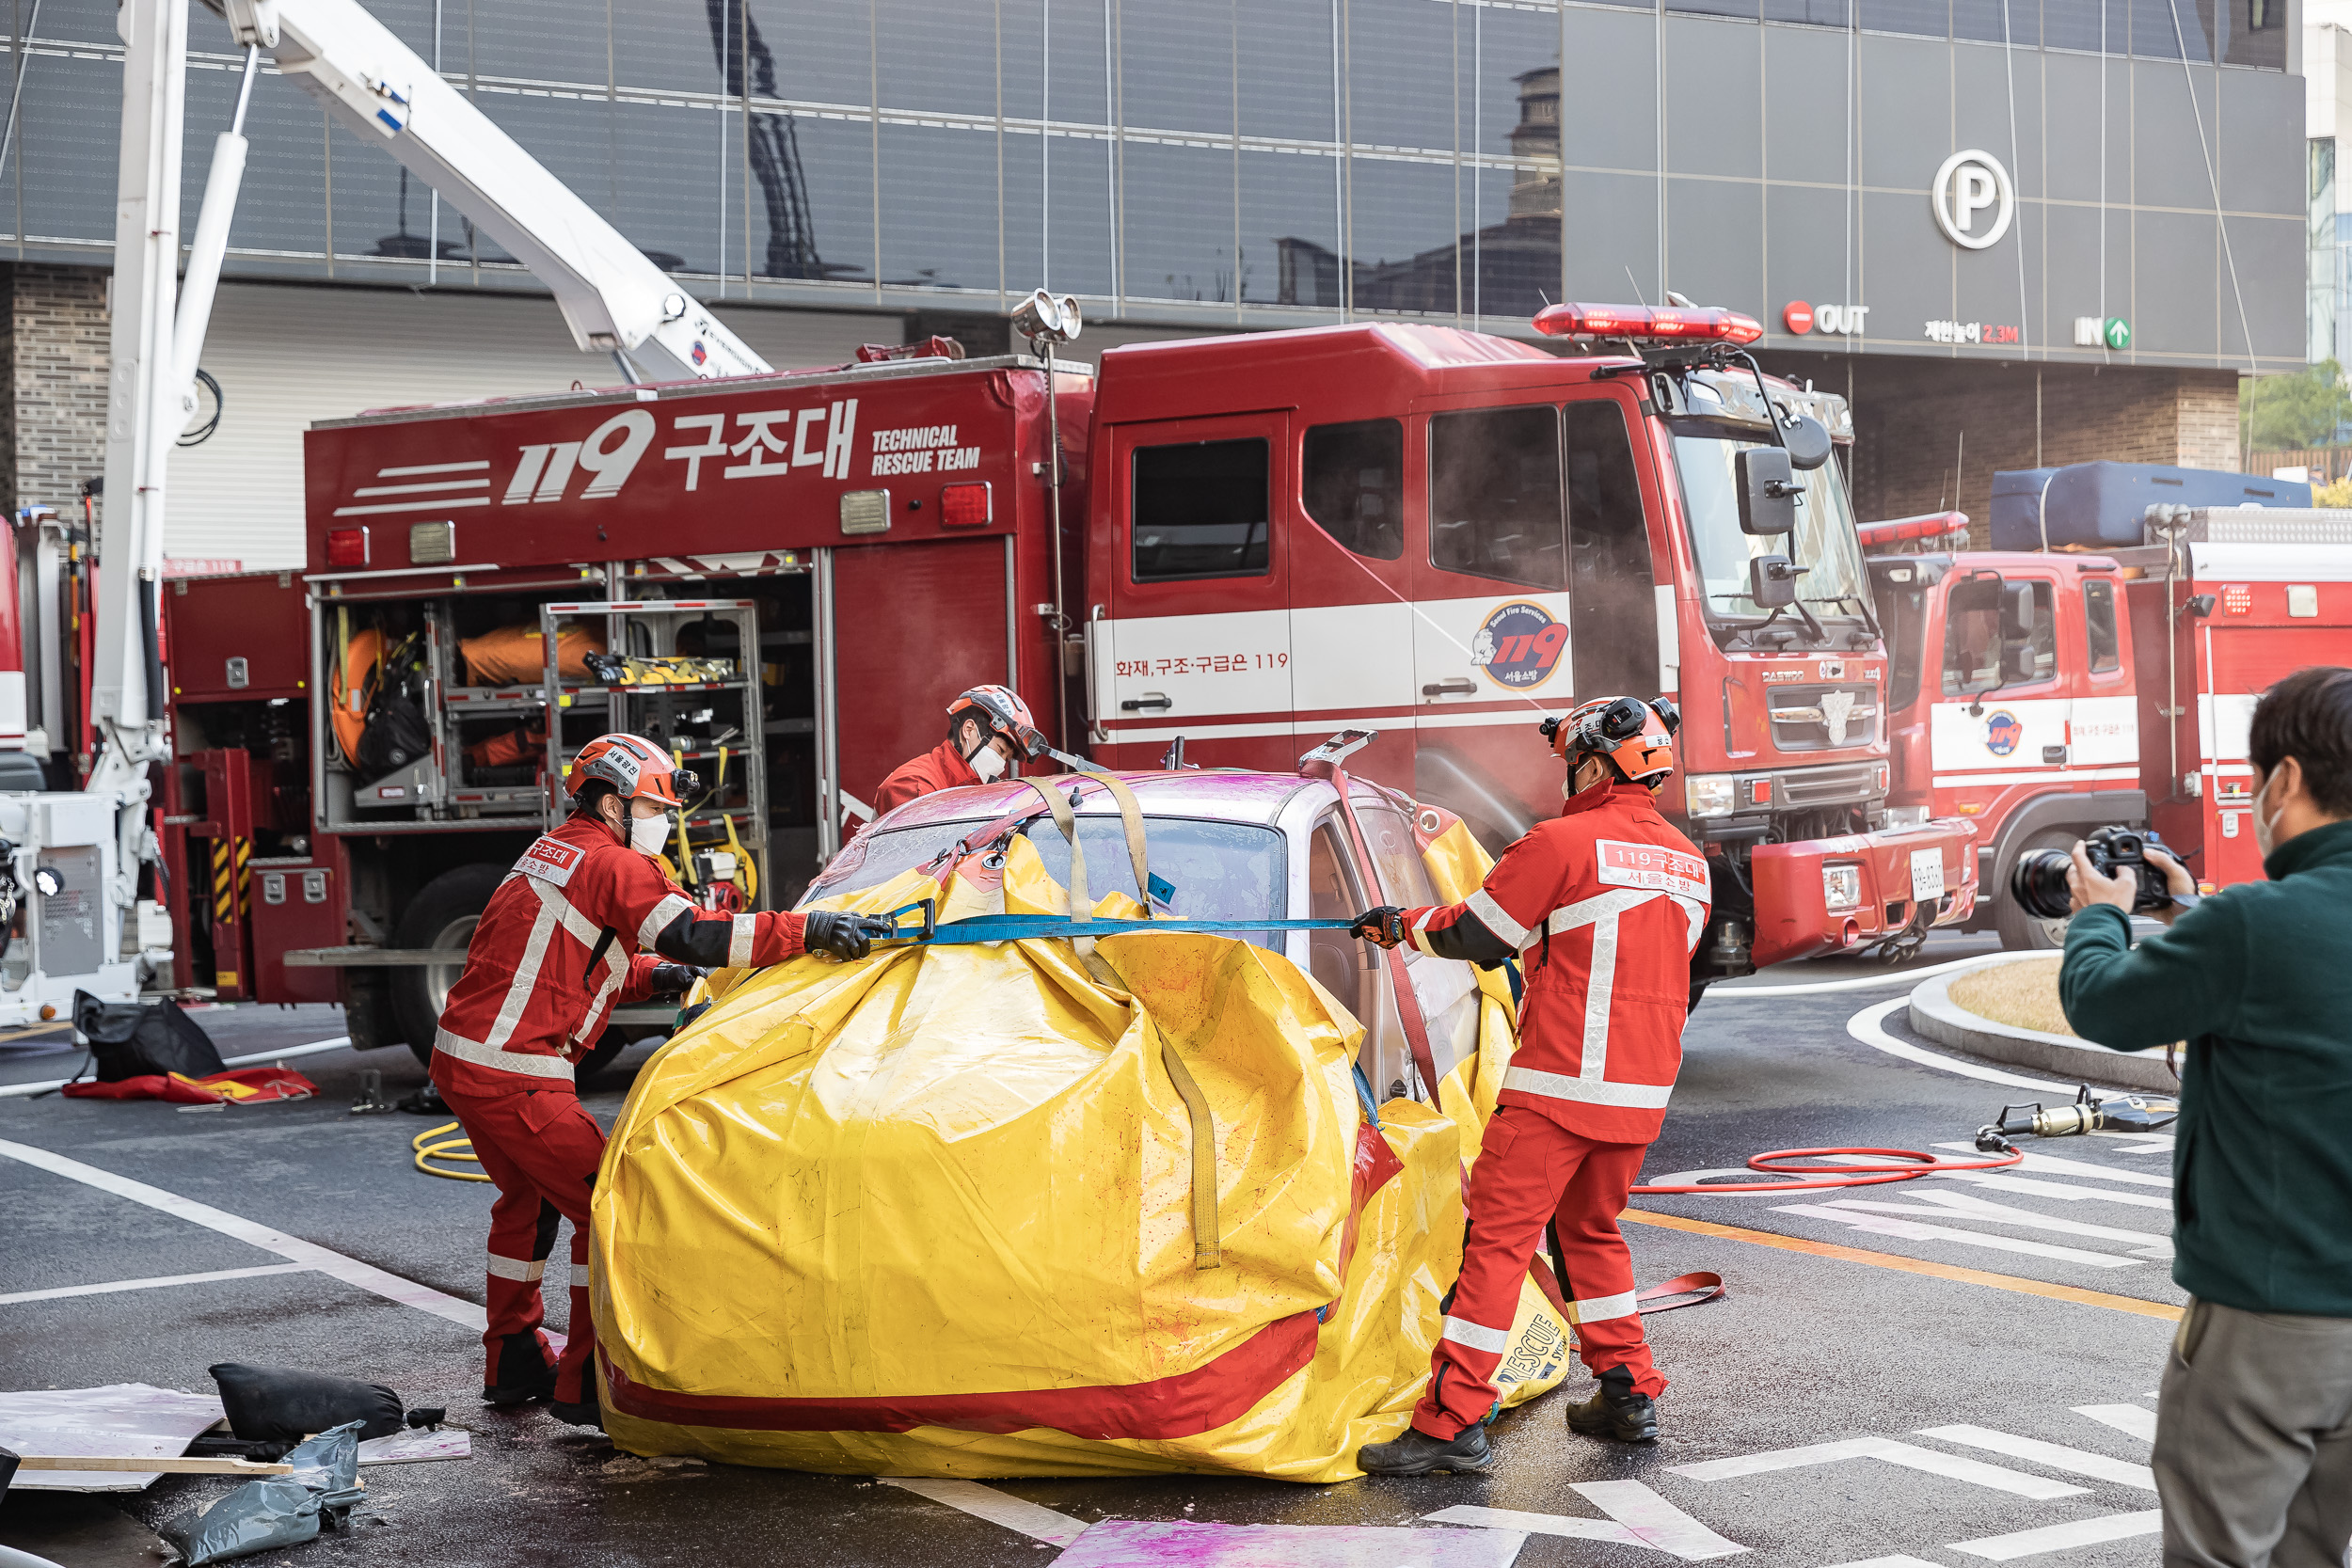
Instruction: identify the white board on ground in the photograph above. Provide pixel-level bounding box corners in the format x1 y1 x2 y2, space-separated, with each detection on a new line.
0 1385 226 1491
1049 1519 1527 1566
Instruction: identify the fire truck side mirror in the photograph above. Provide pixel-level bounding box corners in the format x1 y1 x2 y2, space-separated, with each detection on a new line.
1748 553 1800 610
1736 447 1799 536
1781 413 1834 471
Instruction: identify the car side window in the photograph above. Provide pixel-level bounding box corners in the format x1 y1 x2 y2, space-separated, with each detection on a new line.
1429 405 1565 591
1132 438 1271 582
2083 578 2120 673
1352 798 1434 907
1305 821 1366 1006
1301 419 1403 561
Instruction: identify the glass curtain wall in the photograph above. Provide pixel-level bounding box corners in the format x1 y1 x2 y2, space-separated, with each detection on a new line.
0 0 2286 323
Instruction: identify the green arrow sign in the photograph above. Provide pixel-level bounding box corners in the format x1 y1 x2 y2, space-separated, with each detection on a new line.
2103 316 2131 351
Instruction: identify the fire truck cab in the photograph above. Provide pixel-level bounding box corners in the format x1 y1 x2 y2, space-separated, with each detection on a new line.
1865 520 2142 949
1084 311 1978 978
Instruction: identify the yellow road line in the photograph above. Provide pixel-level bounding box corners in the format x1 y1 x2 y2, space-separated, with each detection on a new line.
1621 1207 2184 1322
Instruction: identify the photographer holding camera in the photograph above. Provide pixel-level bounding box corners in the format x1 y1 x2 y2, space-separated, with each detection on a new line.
2058 666 2352 1568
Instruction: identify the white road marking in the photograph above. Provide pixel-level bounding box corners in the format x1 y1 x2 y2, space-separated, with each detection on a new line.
1818 1559 1946 1568
0 1137 485 1332
1670 1436 2090 1499
1573 1481 1749 1560
1948 1510 2164 1560
1708 951 2045 999
1935 1172 2174 1212
0 1036 356 1099
2073 1404 2159 1443
1845 1000 2089 1092
1929 1145 2171 1190
1820 1192 2171 1257
1770 1204 2142 1268
876 1477 1090 1548
1915 1425 2155 1490
1423 1506 1646 1550
0 1261 312 1306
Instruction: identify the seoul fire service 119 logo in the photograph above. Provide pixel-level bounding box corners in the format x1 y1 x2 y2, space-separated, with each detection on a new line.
1471 601 1568 690
1984 710 2023 756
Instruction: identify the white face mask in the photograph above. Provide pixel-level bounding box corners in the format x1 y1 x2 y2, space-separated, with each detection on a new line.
629 811 672 857
966 739 1008 784
2253 768 2285 857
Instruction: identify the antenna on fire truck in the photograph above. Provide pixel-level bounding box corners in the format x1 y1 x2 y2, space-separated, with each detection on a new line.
1011 287 1083 755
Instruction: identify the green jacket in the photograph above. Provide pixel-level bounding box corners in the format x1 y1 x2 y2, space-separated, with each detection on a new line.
2060 818 2352 1317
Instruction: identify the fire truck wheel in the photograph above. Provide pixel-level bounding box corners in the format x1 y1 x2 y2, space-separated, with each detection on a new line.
393 863 511 1067
1993 830 2075 953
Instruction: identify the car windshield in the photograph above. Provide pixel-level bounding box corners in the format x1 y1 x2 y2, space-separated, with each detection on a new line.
803 814 1289 948
1673 425 1869 628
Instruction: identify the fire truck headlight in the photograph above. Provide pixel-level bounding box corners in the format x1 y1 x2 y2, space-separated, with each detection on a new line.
1822 863 1864 911
1686 775 1735 818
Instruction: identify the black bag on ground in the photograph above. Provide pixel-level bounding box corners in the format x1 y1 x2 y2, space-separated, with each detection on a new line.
209 1363 405 1443
73 991 225 1082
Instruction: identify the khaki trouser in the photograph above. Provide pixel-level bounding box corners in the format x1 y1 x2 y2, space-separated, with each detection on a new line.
2155 1297 2352 1568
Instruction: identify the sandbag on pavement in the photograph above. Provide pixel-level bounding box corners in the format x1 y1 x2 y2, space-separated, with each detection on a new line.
592 823 1565 1481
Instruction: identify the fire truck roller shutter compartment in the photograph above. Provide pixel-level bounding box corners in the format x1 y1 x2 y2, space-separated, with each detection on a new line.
1096 412 1300 778
1409 395 1661 848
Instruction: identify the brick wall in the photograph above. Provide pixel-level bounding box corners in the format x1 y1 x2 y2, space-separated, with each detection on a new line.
1760 349 2247 546
1 262 111 521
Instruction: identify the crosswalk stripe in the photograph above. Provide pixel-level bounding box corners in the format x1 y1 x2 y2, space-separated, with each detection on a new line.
1915 1424 2156 1489
2072 1404 2159 1442
1422 1507 1646 1550
1937 1172 2174 1212
1929 1144 2172 1189
1670 1436 2089 1499
1947 1510 2164 1560
1819 1193 2171 1256
1770 1204 2143 1268
875 1479 1088 1548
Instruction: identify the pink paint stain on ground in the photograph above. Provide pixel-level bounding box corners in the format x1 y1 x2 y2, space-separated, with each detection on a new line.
1048 1518 1527 1568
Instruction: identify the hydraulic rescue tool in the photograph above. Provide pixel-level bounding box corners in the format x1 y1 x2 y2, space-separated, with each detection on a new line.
1974 1086 2180 1152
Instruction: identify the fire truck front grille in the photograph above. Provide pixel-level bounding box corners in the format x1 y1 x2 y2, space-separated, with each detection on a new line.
1772 760 1881 810
1768 685 1879 751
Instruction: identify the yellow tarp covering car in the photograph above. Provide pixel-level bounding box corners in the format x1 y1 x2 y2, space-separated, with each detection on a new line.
590 805 1564 1480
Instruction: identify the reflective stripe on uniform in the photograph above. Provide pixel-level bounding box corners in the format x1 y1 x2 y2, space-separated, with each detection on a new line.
1440 1315 1513 1354
433 1026 576 1081
1467 888 1531 948
1541 888 1662 1085
570 1263 591 1287
729 912 755 968
1502 1064 1674 1109
485 1253 547 1283
638 893 693 950
1567 1289 1639 1324
485 895 563 1050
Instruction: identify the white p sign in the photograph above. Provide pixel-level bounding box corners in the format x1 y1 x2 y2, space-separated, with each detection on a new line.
1931 150 2015 250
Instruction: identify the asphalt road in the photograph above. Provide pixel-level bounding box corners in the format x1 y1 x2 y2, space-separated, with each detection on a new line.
0 930 2184 1568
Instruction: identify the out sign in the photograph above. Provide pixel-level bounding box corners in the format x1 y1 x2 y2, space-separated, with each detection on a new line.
1782 301 1870 337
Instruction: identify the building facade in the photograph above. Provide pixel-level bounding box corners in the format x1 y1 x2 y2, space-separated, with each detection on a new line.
0 0 2309 562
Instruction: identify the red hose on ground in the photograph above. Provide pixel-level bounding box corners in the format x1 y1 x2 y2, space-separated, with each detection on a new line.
1629 1145 2024 1196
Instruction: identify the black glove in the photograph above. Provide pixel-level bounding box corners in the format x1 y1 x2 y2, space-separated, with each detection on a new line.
803 910 897 960
647 962 705 998
1350 907 1406 949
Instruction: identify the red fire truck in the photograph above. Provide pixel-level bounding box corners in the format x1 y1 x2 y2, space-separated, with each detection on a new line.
1864 507 2352 949
156 303 1979 1060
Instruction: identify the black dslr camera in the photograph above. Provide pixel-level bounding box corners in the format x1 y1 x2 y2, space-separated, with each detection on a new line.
2009 825 2177 922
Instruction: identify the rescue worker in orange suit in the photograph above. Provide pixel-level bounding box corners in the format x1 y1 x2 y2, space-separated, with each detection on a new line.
871 685 1047 816
430 733 893 1428
1352 695 1709 1475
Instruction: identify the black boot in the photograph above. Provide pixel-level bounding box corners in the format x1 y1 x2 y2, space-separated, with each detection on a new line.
548 1397 605 1431
1357 1423 1495 1476
483 1334 559 1406
1565 1367 1658 1443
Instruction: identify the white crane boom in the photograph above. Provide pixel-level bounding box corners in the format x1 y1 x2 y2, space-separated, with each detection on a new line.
59 0 775 1022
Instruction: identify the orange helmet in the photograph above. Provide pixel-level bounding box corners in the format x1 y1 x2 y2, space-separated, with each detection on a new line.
946 685 1048 759
1541 696 1681 790
566 733 698 807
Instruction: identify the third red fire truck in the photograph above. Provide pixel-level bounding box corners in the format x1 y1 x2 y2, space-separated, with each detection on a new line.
157 300 1980 1053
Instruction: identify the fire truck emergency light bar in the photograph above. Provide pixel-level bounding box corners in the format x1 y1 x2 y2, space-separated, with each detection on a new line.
1532 302 1764 345
1856 512 1972 550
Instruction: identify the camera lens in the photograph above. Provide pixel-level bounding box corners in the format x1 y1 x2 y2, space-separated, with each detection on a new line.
2009 848 2076 922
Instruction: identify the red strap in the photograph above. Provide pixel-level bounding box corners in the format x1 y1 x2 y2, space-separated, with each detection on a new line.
1326 765 1442 1102
1635 1272 1726 1314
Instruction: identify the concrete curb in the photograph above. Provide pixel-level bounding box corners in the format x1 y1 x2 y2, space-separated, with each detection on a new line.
1907 966 2177 1093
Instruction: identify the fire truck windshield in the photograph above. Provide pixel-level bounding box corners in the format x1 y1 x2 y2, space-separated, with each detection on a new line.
1672 426 1870 634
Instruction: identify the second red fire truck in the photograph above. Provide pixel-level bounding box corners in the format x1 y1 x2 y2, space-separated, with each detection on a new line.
153 300 1979 1053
